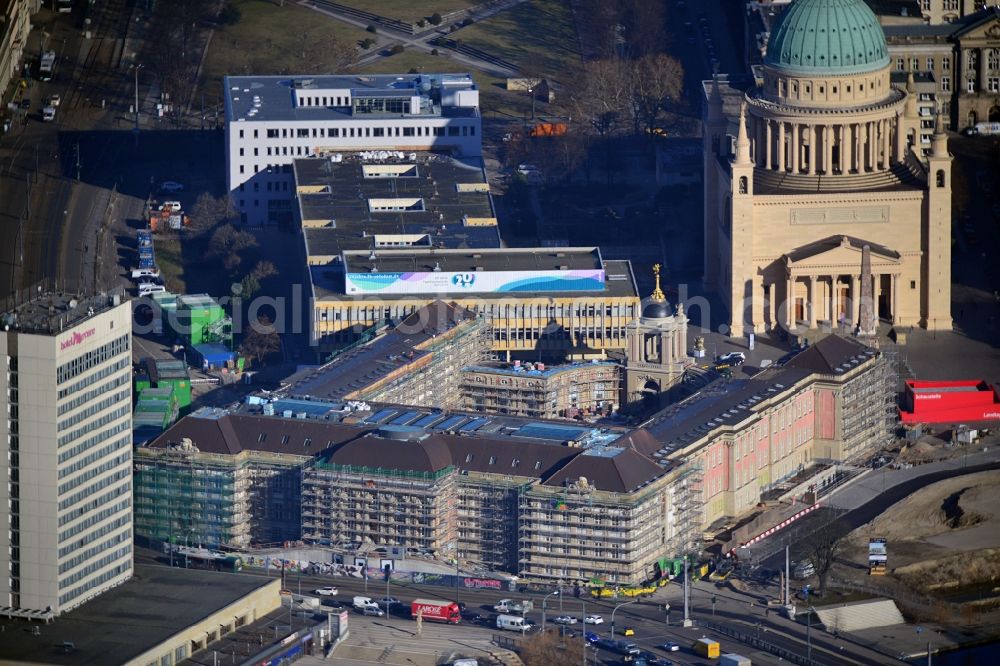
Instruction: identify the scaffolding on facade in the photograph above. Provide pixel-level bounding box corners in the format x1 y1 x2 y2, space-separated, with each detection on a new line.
669 460 704 557
516 479 664 586
133 447 251 549
300 462 456 552
456 475 524 572
839 348 900 462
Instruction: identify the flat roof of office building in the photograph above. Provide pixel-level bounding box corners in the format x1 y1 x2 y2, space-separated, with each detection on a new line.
0 564 272 666
225 73 478 123
0 288 127 337
299 152 499 258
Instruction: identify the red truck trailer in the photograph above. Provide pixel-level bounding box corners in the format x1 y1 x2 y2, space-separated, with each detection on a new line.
411 598 461 624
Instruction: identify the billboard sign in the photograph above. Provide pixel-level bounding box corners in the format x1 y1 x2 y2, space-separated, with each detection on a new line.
869 537 887 575
345 269 605 296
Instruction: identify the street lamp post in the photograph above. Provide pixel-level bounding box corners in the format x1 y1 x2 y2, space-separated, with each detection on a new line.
133 63 144 131
527 87 536 121
610 600 637 640
541 590 559 631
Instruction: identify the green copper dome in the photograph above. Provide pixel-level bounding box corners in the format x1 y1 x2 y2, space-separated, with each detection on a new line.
764 0 890 75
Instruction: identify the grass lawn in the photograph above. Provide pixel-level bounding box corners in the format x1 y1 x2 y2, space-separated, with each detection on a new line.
454 0 581 84
199 0 370 103
153 233 187 295
338 0 477 23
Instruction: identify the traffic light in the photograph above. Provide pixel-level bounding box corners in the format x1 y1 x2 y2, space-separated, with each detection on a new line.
383 563 392 581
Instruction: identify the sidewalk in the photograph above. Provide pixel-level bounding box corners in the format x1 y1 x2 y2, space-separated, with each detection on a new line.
823 442 1000 512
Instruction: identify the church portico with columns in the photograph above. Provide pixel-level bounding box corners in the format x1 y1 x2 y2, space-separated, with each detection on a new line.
703 0 952 339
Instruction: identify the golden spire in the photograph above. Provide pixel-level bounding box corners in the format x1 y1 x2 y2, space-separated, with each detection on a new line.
651 264 666 302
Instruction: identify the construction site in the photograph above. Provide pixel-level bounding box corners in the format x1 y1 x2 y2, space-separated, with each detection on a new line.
460 360 622 420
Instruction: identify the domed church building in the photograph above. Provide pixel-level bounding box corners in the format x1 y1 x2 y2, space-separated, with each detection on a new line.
703 0 953 337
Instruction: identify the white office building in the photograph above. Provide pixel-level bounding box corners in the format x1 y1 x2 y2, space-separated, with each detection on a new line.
224 73 482 226
0 290 133 617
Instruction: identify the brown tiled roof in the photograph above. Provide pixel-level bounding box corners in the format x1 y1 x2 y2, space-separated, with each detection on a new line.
541 447 664 493
322 434 454 473
611 428 662 457
443 436 579 479
147 414 370 457
784 335 875 375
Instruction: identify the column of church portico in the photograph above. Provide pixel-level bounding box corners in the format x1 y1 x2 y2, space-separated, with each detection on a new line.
868 121 875 171
807 126 816 175
881 119 890 169
843 125 852 173
786 274 795 329
827 275 837 326
765 120 773 169
823 126 832 174
807 276 817 328
791 124 800 172
778 122 786 172
854 123 862 172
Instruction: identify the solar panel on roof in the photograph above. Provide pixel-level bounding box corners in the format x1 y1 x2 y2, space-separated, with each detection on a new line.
459 417 489 432
413 413 443 428
364 409 398 424
517 424 589 441
390 411 422 425
433 415 468 431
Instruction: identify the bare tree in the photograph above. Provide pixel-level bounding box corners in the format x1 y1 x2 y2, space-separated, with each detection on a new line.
189 193 235 236
628 54 684 134
519 629 585 666
208 223 257 272
571 58 630 138
240 315 282 366
799 518 850 597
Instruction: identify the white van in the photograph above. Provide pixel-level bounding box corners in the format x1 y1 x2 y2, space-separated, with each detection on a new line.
42 106 56 122
138 283 165 296
496 614 531 632
353 595 378 610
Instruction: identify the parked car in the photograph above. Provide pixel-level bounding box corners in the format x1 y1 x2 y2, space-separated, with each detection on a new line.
584 614 604 625
159 180 185 193
42 106 56 122
131 267 161 280
718 351 746 366
553 615 577 625
584 632 600 644
313 586 338 596
321 599 345 609
138 283 165 296
48 94 61 107
358 605 385 617
19 98 30 110
161 200 182 212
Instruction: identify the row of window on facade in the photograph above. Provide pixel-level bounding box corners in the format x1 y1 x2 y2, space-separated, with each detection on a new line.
236 124 473 140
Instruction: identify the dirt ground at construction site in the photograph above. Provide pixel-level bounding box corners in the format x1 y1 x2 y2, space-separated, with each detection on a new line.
838 467 1000 619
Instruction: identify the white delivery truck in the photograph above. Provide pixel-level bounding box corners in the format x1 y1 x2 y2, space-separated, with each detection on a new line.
353 595 379 610
496 614 531 631
720 654 752 666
